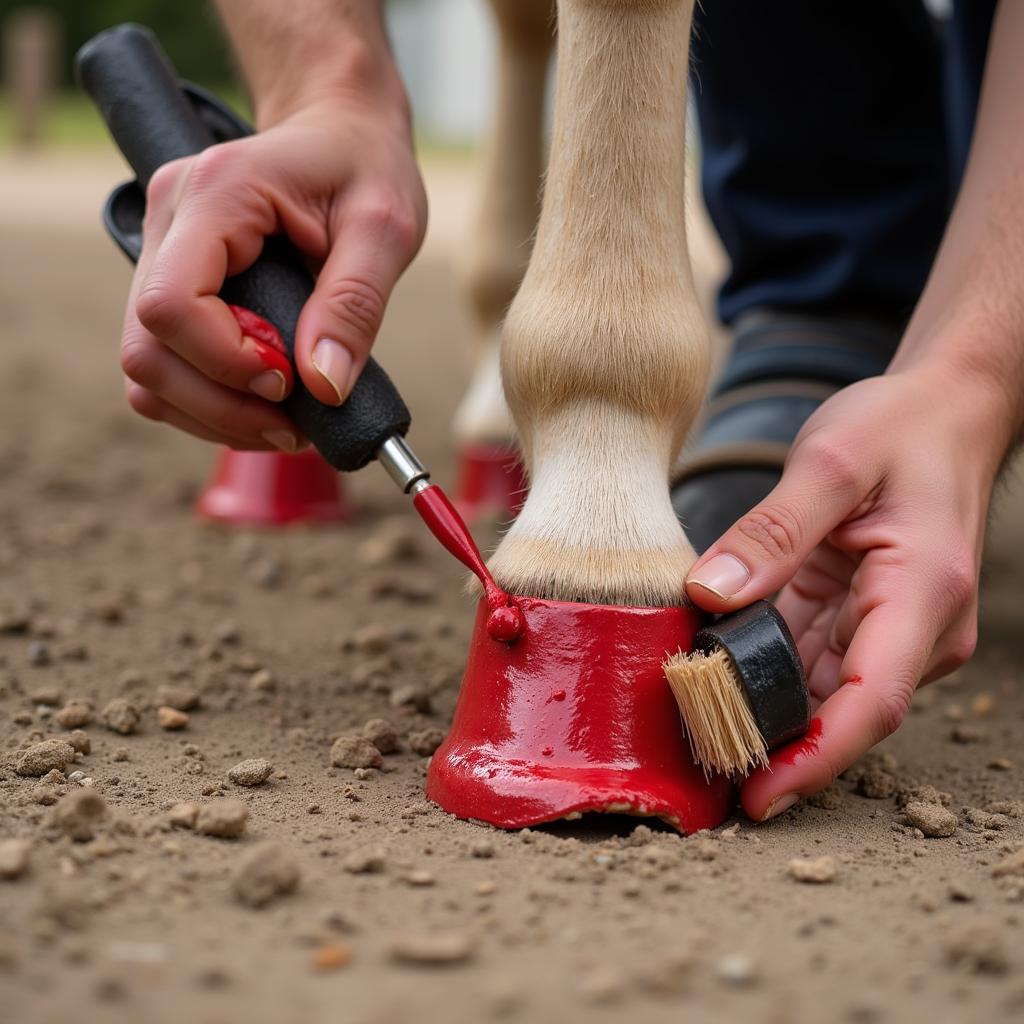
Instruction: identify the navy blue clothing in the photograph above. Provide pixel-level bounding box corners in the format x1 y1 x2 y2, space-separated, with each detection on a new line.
691 0 999 329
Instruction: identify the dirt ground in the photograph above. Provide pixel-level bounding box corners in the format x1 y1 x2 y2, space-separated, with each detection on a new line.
1 149 1023 1024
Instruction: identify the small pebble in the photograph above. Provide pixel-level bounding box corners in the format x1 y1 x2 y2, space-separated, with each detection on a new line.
54 701 93 729
157 706 189 731
195 799 248 839
227 758 274 787
388 930 476 966
787 856 838 884
716 953 758 987
102 698 140 736
0 838 31 880
248 669 276 693
27 641 52 667
311 944 352 971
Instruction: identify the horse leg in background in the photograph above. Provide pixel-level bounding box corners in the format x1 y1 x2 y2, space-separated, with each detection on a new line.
452 0 554 517
489 0 709 606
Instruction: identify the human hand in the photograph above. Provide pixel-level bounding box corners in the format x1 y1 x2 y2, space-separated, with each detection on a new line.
120 92 426 452
683 367 1005 820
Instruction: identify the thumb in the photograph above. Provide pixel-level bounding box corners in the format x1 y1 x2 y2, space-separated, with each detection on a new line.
684 443 863 611
294 219 412 406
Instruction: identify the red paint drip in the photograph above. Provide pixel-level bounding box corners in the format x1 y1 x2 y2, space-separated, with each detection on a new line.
229 305 293 385
771 716 824 767
411 484 524 642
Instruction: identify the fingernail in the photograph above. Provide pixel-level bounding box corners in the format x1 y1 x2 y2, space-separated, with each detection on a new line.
688 553 750 600
311 338 353 404
261 429 300 453
760 792 799 822
249 369 287 402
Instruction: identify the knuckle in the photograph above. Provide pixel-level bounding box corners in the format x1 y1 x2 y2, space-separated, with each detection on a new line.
801 435 861 493
120 337 162 389
135 279 188 337
948 623 978 667
943 550 977 611
874 684 914 743
145 158 189 211
124 382 163 422
737 504 804 560
355 194 423 255
321 276 387 344
185 144 237 191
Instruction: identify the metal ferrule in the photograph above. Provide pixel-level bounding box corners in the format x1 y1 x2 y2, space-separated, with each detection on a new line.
377 435 430 494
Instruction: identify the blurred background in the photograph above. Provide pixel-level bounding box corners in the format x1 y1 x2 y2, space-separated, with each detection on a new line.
0 0 503 148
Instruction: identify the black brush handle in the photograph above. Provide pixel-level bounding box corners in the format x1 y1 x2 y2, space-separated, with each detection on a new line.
74 23 410 472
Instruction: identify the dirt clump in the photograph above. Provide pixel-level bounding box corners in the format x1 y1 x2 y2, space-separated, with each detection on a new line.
330 734 383 770
905 801 958 837
52 789 107 841
195 799 248 839
231 842 301 908
168 802 200 829
363 717 400 754
102 698 140 736
409 727 446 757
15 738 75 777
54 701 93 729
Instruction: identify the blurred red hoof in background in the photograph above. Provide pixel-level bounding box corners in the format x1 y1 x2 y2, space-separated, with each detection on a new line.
453 443 527 523
426 597 733 833
195 448 353 527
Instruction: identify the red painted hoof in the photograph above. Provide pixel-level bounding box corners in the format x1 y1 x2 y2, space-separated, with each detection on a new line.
453 444 527 523
426 597 734 832
195 448 352 526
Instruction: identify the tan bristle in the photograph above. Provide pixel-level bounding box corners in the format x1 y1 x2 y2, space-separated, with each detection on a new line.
663 647 769 779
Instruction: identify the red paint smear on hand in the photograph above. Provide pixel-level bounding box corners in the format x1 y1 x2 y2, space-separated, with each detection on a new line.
771 716 823 767
229 305 294 386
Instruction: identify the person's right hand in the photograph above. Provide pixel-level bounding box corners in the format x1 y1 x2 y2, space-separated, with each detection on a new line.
120 93 427 452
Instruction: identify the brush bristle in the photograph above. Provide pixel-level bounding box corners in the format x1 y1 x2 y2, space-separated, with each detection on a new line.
663 647 769 778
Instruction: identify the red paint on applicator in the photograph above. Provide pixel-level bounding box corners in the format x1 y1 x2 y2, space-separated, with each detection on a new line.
411 483 525 642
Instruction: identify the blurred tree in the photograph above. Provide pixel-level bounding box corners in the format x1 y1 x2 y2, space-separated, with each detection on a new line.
0 0 236 89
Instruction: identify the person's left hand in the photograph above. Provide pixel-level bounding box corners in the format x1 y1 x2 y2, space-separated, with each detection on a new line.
683 366 1006 820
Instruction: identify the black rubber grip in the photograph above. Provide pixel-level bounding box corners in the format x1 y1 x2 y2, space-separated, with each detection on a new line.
694 601 810 750
74 23 411 472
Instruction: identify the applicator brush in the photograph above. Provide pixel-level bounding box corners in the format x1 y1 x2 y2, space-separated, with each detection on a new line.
664 601 810 778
